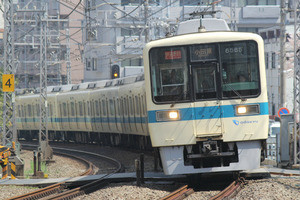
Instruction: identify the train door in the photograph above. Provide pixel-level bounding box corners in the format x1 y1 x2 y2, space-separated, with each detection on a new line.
191 62 223 137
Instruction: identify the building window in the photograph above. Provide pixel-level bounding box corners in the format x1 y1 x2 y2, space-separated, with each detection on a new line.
260 32 267 39
86 58 97 71
268 31 275 39
240 0 277 6
86 58 91 71
121 0 159 6
271 52 276 68
92 58 97 71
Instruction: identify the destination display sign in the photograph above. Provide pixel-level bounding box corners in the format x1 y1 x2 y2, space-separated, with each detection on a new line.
190 45 217 61
165 50 182 60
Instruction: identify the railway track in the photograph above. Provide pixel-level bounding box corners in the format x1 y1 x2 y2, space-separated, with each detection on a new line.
9 144 123 200
209 177 246 200
160 185 194 200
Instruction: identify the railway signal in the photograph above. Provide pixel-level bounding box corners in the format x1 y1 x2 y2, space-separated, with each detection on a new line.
111 65 120 79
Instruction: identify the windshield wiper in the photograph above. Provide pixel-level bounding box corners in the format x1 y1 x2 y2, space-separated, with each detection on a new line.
224 82 246 101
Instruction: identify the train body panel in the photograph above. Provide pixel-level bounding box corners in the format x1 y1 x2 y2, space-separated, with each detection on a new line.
143 31 268 174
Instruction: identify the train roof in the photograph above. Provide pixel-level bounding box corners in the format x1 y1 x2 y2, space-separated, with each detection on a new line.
144 31 263 51
176 18 230 35
16 73 144 96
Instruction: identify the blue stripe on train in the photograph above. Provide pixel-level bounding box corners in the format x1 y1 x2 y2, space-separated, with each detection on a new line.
147 102 269 123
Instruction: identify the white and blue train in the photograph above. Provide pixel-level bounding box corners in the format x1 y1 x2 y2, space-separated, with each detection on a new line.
16 28 269 175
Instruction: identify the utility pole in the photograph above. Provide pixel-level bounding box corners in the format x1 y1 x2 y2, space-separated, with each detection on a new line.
3 0 24 177
144 0 149 43
66 28 71 84
292 0 300 167
38 7 53 161
280 0 287 108
230 0 237 31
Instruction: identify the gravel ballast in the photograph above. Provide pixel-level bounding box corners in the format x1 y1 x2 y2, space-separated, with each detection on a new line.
1 148 299 200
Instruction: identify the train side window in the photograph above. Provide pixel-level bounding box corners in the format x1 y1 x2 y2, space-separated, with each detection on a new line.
63 102 67 116
124 98 128 115
71 102 75 116
120 98 124 116
36 104 40 117
17 105 20 117
116 98 120 116
102 100 106 116
142 95 146 115
48 104 51 117
95 100 100 116
87 101 91 116
27 105 32 117
129 97 132 115
135 96 140 114
21 105 24 117
79 101 83 116
109 99 114 115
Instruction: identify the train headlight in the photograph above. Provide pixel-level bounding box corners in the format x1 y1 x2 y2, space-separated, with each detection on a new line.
156 110 180 121
235 104 260 115
237 106 247 114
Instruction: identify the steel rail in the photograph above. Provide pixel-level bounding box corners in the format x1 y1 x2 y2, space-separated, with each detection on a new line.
8 182 66 200
160 185 194 200
9 144 122 200
209 177 245 200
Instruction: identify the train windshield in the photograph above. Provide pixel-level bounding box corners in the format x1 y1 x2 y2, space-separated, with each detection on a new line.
149 40 260 103
149 47 191 102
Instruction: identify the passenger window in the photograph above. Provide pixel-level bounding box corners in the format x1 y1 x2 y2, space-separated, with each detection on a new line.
95 101 100 116
36 104 40 116
79 101 83 116
71 102 75 116
116 99 119 115
135 96 140 114
109 99 114 115
18 105 21 117
102 100 106 116
87 101 91 116
27 105 31 117
21 105 24 117
63 103 67 116
124 98 128 115
129 97 133 115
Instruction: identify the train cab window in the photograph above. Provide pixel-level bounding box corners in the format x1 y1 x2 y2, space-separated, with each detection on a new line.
149 47 191 103
220 41 260 98
193 63 218 100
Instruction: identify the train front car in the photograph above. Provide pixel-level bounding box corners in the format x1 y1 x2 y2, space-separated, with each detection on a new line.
143 31 269 175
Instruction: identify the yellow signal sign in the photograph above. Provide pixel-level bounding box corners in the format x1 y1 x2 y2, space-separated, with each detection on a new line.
2 74 15 92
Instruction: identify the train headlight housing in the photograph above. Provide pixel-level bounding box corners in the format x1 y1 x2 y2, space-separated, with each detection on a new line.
235 104 260 115
156 110 180 121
